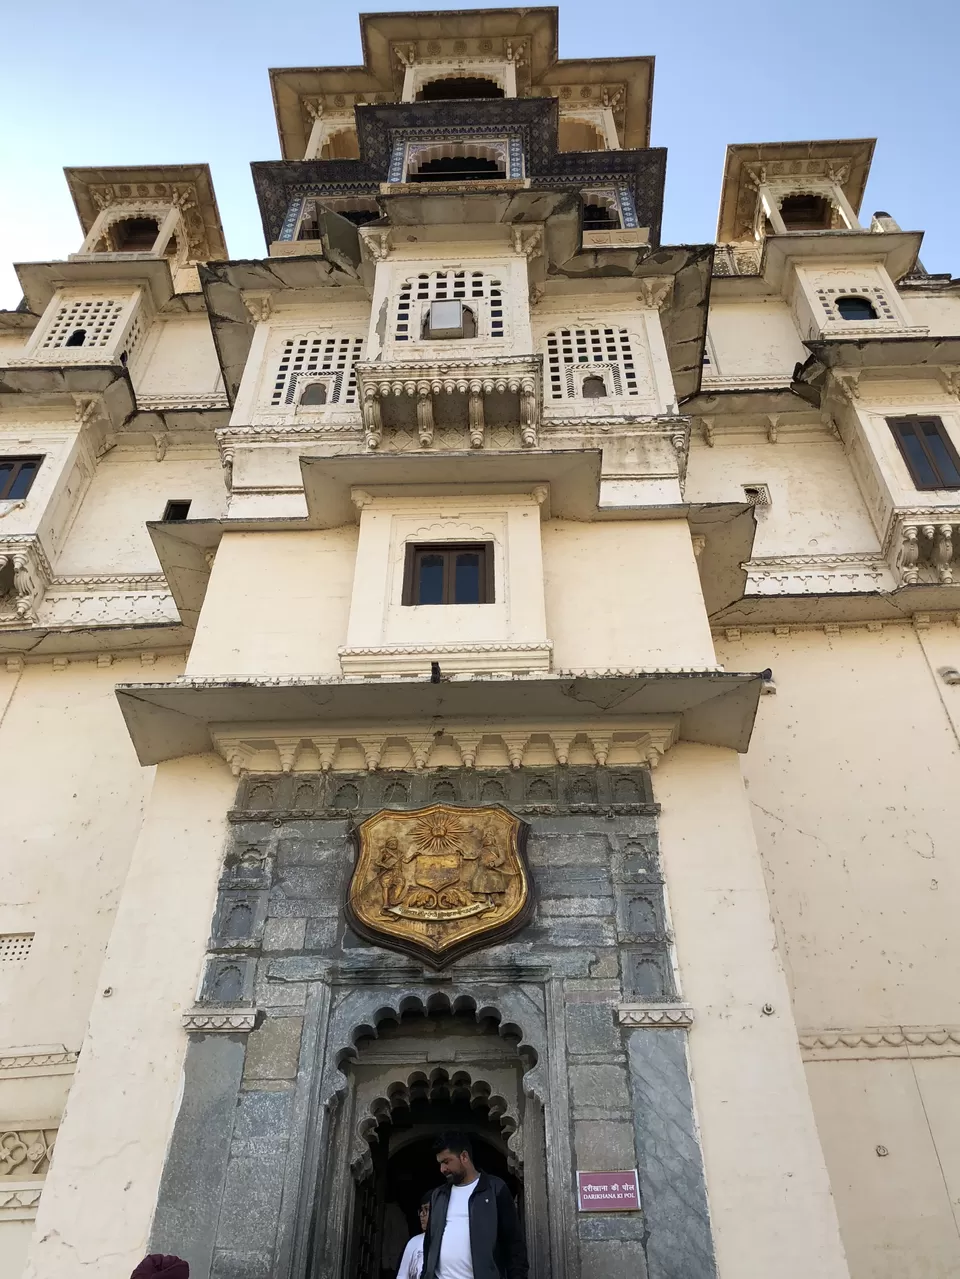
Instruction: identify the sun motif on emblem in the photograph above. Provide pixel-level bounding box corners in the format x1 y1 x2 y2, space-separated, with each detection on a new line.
412 811 464 855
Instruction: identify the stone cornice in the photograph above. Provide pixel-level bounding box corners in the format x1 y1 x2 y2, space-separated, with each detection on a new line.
212 716 681 776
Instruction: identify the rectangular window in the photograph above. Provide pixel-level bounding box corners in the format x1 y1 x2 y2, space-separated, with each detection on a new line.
887 417 960 490
162 499 192 521
0 456 43 501
402 543 493 605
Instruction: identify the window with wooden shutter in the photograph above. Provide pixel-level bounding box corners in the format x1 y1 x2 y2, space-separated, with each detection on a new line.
887 417 960 490
402 543 494 605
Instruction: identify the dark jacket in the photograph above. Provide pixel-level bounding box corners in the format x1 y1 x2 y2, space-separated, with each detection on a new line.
421 1171 528 1279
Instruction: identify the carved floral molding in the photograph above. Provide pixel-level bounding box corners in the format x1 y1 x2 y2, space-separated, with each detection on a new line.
182 1007 259 1033
743 552 894 597
799 1026 960 1060
0 552 179 632
618 1004 694 1029
0 1048 78 1076
0 1124 58 1221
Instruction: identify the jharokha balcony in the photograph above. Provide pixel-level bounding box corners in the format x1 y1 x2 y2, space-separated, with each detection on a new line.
354 353 541 450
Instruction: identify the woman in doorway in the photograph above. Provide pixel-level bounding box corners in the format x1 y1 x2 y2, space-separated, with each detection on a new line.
396 1194 431 1279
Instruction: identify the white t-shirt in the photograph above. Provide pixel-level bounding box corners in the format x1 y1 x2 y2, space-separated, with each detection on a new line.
396 1231 425 1279
437 1179 478 1279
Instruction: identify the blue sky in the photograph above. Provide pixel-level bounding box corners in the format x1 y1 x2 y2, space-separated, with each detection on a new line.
1 0 957 309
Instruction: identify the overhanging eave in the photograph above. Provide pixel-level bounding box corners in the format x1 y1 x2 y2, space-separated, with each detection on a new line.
115 669 764 766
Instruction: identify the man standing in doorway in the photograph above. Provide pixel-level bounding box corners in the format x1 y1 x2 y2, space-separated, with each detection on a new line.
421 1131 529 1279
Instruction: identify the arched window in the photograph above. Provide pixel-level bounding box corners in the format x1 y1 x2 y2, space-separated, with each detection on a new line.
836 295 878 321
41 298 128 352
299 381 329 406
112 217 160 252
779 193 833 232
581 375 607 398
339 207 379 227
395 271 504 343
410 153 505 182
420 302 477 340
582 198 620 231
299 198 380 237
417 76 504 101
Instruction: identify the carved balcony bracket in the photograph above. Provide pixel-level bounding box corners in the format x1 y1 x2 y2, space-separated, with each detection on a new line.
889 514 960 586
0 537 53 627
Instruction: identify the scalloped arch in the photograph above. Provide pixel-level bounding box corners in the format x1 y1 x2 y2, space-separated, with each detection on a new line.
321 986 547 1112
353 1064 521 1177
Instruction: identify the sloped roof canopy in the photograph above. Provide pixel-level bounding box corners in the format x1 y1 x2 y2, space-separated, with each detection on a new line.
270 7 654 159
716 139 876 243
65 164 228 262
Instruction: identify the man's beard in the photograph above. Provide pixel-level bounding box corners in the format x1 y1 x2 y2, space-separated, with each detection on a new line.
444 1169 464 1185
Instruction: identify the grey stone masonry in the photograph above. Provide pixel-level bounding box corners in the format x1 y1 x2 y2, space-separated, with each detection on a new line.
152 768 717 1279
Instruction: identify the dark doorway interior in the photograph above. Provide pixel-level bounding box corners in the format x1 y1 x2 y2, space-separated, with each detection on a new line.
346 1022 524 1279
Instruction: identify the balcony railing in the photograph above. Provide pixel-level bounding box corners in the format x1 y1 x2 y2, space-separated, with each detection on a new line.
355 354 541 450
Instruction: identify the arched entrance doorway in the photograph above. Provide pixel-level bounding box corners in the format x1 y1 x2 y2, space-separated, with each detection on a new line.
342 1003 532 1279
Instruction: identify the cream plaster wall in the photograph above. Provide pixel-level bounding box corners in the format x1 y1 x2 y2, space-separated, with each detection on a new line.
715 623 960 1031
805 1058 960 1279
133 316 224 399
190 518 717 678
0 657 184 1275
54 450 225 575
5 1222 34 1279
23 754 236 1279
706 300 806 378
542 519 716 669
654 743 850 1279
186 527 359 676
0 658 183 1055
904 293 960 335
684 436 881 556
0 331 29 356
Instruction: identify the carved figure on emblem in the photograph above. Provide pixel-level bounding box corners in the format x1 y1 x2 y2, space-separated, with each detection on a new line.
347 804 533 966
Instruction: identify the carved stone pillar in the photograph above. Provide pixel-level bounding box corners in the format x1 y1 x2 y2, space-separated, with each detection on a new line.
899 524 920 584
933 523 954 584
468 381 485 449
520 380 538 448
416 383 434 448
362 388 382 450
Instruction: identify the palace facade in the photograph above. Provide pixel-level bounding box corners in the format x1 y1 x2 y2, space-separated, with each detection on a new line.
2 9 960 1279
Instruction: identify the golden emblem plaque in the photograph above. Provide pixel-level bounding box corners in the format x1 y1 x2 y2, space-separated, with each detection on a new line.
346 804 533 967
